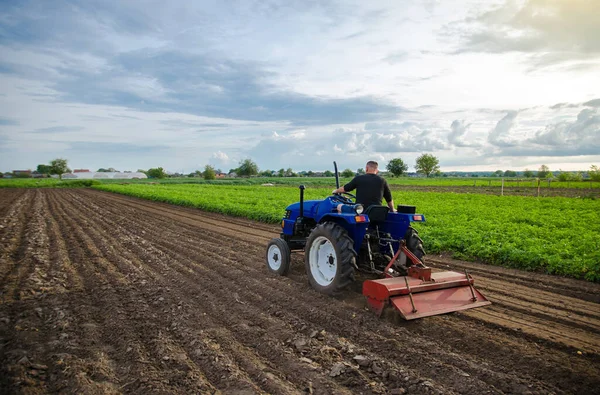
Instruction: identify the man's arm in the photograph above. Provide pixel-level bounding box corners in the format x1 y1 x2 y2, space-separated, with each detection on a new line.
333 177 357 195
383 180 396 212
386 199 395 212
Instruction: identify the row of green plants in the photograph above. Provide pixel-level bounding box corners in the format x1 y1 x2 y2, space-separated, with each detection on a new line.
93 183 600 282
2 176 598 189
98 176 600 189
0 178 102 188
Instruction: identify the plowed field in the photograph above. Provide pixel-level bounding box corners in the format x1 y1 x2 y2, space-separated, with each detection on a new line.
1 189 599 395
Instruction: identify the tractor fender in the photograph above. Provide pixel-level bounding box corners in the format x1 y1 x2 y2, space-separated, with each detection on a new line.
318 214 369 253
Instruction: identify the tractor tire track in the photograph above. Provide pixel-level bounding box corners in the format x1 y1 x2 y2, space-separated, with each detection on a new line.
0 189 598 395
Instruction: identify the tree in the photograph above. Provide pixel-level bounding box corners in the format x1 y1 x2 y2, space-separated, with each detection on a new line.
237 159 258 177
36 164 52 175
285 168 297 177
538 165 550 178
147 167 166 179
341 168 354 178
356 167 365 175
203 164 216 180
523 168 534 178
323 170 334 177
259 170 273 177
493 170 503 177
50 158 70 179
589 165 600 181
414 154 440 177
504 170 517 177
386 158 408 177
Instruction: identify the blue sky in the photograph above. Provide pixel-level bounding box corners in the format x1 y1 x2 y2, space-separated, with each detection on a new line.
0 0 599 174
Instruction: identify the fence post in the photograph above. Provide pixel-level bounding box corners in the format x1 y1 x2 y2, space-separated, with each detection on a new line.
537 178 541 197
501 178 504 196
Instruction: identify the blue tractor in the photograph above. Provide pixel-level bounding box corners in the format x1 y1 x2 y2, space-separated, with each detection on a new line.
265 162 490 320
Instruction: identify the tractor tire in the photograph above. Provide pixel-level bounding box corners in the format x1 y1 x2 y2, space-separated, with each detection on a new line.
404 226 425 263
266 238 291 276
305 222 356 295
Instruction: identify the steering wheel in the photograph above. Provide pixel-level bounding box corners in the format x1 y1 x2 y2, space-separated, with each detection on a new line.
331 192 356 204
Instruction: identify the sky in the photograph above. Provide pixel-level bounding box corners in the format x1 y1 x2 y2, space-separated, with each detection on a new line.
0 0 599 174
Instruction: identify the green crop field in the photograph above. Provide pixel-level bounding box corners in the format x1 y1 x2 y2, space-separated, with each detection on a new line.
0 178 101 188
96 176 600 189
2 176 598 190
93 183 600 282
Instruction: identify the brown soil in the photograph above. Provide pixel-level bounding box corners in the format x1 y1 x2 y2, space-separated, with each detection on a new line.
1 188 599 395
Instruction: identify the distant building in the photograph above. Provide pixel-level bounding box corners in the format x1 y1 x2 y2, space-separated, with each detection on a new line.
12 170 32 177
73 169 91 173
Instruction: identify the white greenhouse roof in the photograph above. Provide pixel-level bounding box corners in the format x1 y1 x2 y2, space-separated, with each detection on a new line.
61 172 148 179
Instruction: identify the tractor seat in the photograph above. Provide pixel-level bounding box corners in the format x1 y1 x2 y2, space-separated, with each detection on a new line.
364 205 389 222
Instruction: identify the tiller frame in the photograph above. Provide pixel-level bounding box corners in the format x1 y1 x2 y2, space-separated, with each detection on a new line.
362 241 491 320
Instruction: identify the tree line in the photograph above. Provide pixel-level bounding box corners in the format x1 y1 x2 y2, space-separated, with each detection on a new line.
4 157 600 182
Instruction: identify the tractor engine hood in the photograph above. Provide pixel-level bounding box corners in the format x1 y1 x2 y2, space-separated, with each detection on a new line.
285 200 322 219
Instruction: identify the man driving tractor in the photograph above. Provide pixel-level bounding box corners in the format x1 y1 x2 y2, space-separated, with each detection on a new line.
332 160 396 212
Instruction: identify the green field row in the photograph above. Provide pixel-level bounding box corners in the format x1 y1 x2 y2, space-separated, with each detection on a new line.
2 176 599 189
93 183 600 282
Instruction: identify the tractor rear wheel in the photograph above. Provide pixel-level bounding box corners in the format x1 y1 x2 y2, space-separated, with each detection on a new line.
305 222 356 295
266 238 291 275
405 226 425 263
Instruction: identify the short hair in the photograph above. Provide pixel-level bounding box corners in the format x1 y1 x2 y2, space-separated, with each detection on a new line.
366 161 378 170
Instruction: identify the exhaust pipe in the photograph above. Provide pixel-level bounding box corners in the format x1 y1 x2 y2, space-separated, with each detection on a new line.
299 184 306 217
333 161 340 189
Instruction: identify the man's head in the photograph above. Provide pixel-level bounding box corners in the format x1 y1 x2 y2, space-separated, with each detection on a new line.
365 161 379 174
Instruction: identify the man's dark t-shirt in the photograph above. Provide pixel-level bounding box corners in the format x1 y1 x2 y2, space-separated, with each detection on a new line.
343 174 392 208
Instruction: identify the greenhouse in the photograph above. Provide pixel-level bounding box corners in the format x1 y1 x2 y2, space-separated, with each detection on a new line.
61 172 147 179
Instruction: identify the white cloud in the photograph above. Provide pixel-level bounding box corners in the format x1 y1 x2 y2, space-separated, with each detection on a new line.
0 0 599 173
488 111 519 147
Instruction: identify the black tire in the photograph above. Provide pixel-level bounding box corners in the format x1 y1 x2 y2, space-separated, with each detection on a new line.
266 238 291 276
305 222 356 295
404 226 425 263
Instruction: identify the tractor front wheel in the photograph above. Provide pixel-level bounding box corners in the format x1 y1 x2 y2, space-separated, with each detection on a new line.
266 238 291 275
305 222 356 295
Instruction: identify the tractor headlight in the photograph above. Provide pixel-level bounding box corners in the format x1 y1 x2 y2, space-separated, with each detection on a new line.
354 204 364 214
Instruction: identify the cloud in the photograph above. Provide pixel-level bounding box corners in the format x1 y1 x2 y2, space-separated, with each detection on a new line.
208 151 231 170
529 108 599 147
364 121 417 131
488 111 518 147
382 51 409 65
369 131 447 153
549 102 579 110
0 0 598 174
0 118 18 126
453 0 600 67
583 98 600 108
0 1 405 127
248 131 308 162
2 47 402 125
495 108 600 157
447 119 479 147
30 126 84 134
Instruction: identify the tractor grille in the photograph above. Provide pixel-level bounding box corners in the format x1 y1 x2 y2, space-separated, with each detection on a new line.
284 210 291 219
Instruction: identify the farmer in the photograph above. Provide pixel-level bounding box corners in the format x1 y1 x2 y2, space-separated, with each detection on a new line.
332 160 396 212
